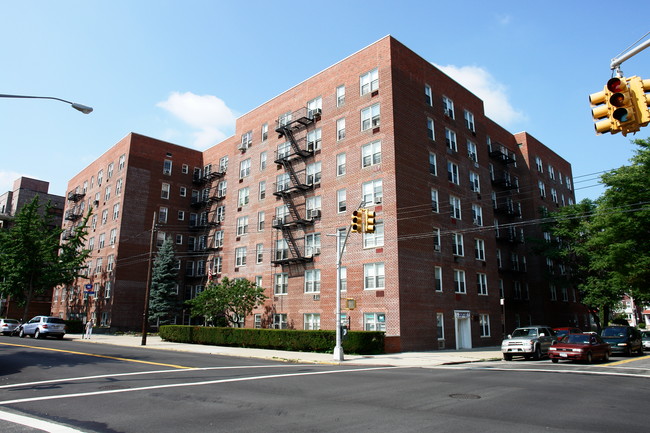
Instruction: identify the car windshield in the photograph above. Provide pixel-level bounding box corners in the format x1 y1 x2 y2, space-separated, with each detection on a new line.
512 328 538 338
601 327 626 337
555 330 569 337
45 317 65 324
565 334 591 344
642 331 650 338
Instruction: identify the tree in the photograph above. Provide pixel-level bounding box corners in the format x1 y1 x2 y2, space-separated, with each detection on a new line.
148 237 179 326
0 196 91 321
187 276 268 327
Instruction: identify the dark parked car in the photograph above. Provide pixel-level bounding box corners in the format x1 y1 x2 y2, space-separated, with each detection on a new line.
549 333 611 363
18 316 66 339
600 325 643 356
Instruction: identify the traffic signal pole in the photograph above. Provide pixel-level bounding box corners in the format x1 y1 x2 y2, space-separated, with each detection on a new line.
610 37 650 77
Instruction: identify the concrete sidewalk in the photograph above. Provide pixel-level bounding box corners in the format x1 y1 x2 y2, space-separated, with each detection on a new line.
69 333 503 367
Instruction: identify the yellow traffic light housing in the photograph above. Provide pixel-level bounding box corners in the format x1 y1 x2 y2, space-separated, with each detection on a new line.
351 210 362 233
607 77 638 136
364 210 376 233
590 82 619 134
628 76 650 127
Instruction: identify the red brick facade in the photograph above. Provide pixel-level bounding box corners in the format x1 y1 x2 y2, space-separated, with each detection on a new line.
56 36 585 351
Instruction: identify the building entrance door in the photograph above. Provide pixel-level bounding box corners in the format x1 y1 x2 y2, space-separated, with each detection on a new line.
454 310 472 349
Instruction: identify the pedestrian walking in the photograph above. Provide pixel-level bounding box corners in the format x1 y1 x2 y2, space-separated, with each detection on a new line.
84 319 93 339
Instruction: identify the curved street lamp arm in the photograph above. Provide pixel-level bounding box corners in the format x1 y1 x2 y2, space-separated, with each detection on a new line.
0 93 93 114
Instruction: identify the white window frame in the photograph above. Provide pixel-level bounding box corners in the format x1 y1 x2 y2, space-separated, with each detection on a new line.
360 68 379 95
363 262 385 290
361 103 380 131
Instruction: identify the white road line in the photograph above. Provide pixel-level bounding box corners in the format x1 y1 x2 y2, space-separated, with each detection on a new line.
0 408 84 432
0 364 319 390
0 366 400 406
440 365 650 379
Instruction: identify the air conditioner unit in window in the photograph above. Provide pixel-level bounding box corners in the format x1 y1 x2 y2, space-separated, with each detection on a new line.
237 143 248 151
307 141 315 152
309 108 322 118
313 247 321 255
310 209 321 219
374 196 383 204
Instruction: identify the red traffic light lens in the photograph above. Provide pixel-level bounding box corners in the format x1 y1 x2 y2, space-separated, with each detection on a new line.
607 77 624 92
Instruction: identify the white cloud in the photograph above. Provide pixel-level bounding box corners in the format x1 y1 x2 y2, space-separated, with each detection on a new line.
434 64 526 128
157 92 237 150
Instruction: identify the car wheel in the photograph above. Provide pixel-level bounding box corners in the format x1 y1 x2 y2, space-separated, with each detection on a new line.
551 358 559 363
19 328 25 338
503 353 512 361
34 330 41 339
585 352 593 364
602 351 610 362
533 345 542 361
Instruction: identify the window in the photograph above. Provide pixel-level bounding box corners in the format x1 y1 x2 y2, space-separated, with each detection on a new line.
469 172 480 192
240 130 252 150
275 238 288 262
274 273 288 295
219 156 229 172
450 195 461 219
360 68 379 95
452 233 464 256
436 313 444 339
535 157 544 172
548 165 556 180
334 84 346 107
304 313 321 330
236 216 248 236
277 141 291 160
361 103 380 131
364 262 385 290
362 140 381 167
475 238 486 261
161 183 170 199
425 84 433 106
163 160 172 175
257 211 265 231
454 269 466 293
118 154 126 171
304 269 321 293
336 153 346 176
261 123 268 142
104 186 111 201
95 257 103 274
480 314 490 337
445 128 457 151
115 178 123 195
337 118 346 141
175 234 183 245
239 158 251 178
305 232 321 257
337 189 347 213
259 181 266 200
101 209 108 225
306 196 322 219
159 207 168 224
433 228 441 252
538 181 546 198
235 247 247 267
472 204 483 226
259 152 267 171
105 282 112 299
431 189 439 213
306 128 322 151
447 161 459 184
435 267 443 292
362 179 383 206
442 96 455 119
364 313 386 331
307 96 322 118
107 162 114 179
178 210 185 221
180 186 186 197
276 173 290 193
550 284 557 301
88 237 95 251
467 141 478 162
97 169 103 186
429 152 437 175
363 222 384 248
237 188 250 208
182 164 189 174
214 230 224 248
256 243 264 264
306 162 322 185
273 314 288 329
427 117 435 140
112 203 120 220
477 273 488 295
464 110 475 132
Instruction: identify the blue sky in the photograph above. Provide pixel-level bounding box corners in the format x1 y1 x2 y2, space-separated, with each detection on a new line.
1 1 648 202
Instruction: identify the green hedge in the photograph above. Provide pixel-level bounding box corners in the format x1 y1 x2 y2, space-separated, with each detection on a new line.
159 325 384 355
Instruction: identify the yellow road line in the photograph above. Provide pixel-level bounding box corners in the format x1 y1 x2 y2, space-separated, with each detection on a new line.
0 341 191 369
607 354 650 366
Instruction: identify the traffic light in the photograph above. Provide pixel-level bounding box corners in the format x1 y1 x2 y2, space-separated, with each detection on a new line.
607 77 638 136
590 84 616 134
351 209 362 233
364 210 376 233
628 76 650 127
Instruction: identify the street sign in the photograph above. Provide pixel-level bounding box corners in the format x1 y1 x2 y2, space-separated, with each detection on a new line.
85 284 93 290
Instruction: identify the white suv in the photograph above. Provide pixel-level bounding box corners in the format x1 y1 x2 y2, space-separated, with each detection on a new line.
501 325 557 361
19 316 66 339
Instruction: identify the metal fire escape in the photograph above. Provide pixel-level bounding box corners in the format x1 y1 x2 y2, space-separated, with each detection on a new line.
271 107 321 266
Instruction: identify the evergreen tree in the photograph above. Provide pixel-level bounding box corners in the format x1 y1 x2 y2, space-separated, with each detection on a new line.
0 196 90 321
148 237 179 326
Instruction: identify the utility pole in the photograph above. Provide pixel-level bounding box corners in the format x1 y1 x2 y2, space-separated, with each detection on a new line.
141 213 157 346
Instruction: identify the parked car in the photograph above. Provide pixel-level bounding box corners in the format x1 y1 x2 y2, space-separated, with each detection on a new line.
0 318 21 336
642 330 650 351
501 325 557 361
553 327 583 341
600 325 643 356
18 316 66 339
549 333 611 363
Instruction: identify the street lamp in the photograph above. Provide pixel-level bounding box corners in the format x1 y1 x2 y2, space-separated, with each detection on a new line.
0 93 93 114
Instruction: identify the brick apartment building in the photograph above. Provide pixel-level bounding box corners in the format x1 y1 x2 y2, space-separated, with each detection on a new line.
0 177 64 318
55 36 585 351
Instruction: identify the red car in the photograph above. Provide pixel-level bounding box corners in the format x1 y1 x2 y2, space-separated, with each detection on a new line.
549 333 611 363
553 327 583 340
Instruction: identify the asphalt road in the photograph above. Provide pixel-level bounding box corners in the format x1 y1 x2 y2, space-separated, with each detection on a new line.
2 338 649 433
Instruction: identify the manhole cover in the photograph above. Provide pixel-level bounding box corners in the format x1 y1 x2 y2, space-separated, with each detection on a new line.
449 393 481 400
